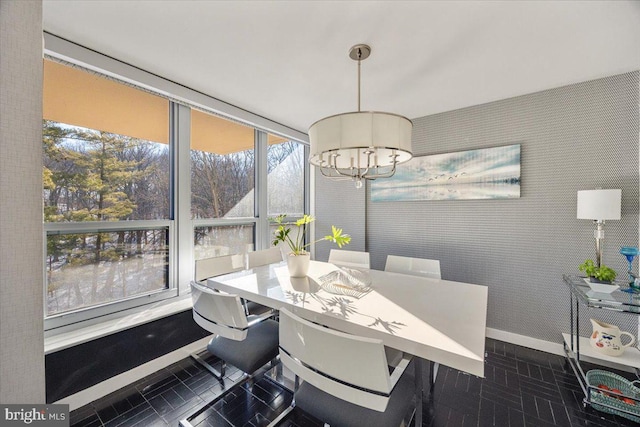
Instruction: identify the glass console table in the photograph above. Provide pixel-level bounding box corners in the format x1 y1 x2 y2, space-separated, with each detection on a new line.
563 274 640 415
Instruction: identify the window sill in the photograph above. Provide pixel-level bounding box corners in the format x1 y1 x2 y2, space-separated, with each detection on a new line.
44 295 193 354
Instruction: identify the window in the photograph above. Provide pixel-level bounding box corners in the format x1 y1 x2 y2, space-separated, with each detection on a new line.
190 110 258 263
43 59 172 323
43 121 170 222
267 139 305 217
194 225 254 260
190 110 255 219
43 37 309 329
46 229 169 316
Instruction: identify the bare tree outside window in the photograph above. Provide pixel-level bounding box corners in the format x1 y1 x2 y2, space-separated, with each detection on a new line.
190 149 255 219
267 140 304 217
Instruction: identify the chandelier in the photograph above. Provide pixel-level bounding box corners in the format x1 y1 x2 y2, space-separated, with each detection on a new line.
308 44 413 188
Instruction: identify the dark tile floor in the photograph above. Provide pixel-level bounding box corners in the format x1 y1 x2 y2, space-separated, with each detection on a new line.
70 338 640 427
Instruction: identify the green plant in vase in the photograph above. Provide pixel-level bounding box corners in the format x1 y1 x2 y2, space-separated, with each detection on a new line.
578 259 617 284
272 214 351 255
578 259 597 278
594 265 617 283
272 214 351 277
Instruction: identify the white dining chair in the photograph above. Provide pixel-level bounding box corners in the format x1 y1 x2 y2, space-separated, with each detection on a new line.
188 281 279 383
384 254 441 280
195 254 271 315
247 247 283 268
268 308 415 427
194 254 245 282
385 254 442 385
328 249 370 269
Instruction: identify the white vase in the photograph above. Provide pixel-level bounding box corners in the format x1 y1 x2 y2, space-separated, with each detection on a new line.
287 253 310 277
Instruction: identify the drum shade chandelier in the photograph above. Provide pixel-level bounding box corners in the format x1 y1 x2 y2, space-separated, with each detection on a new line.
308 44 413 188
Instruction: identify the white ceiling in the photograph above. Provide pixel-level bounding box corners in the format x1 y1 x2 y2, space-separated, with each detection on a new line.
43 1 640 135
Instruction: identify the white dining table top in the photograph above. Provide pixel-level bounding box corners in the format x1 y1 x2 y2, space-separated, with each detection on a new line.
206 260 488 378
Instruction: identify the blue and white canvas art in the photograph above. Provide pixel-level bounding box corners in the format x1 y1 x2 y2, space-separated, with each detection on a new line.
371 144 520 202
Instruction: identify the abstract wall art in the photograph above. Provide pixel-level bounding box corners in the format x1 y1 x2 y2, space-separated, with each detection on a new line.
371 144 521 201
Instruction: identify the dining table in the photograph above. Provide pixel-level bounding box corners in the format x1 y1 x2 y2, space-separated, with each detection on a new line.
206 259 488 425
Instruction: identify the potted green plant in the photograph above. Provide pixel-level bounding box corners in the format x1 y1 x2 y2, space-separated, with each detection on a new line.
579 259 617 284
272 214 351 277
593 265 617 283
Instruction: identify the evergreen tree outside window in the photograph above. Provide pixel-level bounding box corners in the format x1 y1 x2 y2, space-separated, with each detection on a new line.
43 60 171 318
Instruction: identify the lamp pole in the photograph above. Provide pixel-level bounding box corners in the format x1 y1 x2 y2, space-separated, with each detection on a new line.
594 220 605 268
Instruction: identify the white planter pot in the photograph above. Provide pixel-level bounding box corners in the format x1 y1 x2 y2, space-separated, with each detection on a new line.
287 253 310 277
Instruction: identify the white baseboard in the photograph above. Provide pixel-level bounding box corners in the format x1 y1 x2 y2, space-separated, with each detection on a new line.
486 327 566 356
486 327 635 373
54 336 212 411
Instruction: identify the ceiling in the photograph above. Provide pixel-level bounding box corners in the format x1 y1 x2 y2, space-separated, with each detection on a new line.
42 1 640 136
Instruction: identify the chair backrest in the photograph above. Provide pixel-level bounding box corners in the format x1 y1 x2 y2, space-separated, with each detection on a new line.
328 249 370 269
190 281 248 341
384 255 441 279
278 308 392 412
195 254 245 282
247 247 282 268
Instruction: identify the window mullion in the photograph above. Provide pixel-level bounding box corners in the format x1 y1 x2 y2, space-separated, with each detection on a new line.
174 103 192 294
255 130 269 250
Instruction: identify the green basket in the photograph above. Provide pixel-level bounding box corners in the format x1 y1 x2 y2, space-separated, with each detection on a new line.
586 369 640 423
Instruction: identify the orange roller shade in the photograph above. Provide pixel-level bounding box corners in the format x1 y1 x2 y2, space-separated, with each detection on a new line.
44 59 288 153
192 110 288 155
191 110 254 154
43 60 169 144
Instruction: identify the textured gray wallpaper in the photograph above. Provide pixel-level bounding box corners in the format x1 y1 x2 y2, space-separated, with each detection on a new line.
369 71 640 343
314 177 366 262
317 71 640 344
0 0 46 402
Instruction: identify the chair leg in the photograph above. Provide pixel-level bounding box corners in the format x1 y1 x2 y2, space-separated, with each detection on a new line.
182 355 279 426
429 361 439 387
265 403 295 427
264 374 299 427
190 352 224 382
246 376 255 392
268 356 281 382
180 372 253 427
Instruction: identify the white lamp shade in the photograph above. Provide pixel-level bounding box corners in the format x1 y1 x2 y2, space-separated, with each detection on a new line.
308 111 412 169
577 189 621 220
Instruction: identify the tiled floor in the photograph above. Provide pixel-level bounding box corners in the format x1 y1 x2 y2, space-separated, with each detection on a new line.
70 338 640 427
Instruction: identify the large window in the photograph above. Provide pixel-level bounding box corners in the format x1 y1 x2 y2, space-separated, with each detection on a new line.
42 44 308 329
43 59 172 322
190 113 307 262
190 110 257 263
